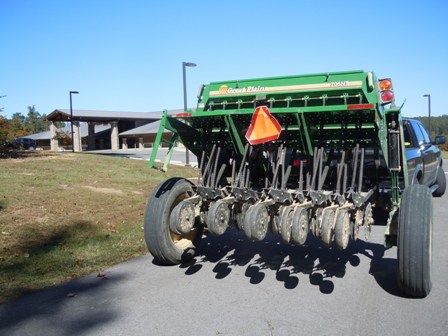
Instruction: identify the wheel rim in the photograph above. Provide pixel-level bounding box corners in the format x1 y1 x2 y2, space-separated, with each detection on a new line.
207 200 230 236
170 200 195 234
169 193 200 249
251 204 269 241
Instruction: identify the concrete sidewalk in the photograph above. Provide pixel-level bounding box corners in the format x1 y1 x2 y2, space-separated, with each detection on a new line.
85 147 199 167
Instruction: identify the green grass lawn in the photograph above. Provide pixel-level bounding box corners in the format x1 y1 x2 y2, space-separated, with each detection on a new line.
0 152 197 303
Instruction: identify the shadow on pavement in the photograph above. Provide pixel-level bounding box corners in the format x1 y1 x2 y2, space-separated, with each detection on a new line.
179 228 398 295
0 272 127 335
370 257 403 297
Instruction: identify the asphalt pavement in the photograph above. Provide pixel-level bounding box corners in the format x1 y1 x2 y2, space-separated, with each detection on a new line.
1 156 447 336
1 189 448 335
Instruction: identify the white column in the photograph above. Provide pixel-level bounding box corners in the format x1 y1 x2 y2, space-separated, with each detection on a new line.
50 122 59 151
111 121 119 150
122 137 128 149
73 121 82 152
138 137 144 149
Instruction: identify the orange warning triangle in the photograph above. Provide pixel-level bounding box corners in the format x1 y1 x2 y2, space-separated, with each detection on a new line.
245 106 281 145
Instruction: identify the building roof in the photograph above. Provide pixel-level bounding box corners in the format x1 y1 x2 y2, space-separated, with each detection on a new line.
21 124 111 140
46 109 183 122
119 120 170 136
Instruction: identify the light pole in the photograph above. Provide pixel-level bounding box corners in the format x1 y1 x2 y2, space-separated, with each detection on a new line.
69 91 79 152
423 94 431 137
182 61 196 166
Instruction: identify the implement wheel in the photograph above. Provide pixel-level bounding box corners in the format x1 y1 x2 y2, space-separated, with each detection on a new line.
169 200 195 234
243 204 256 239
235 202 250 230
250 204 270 241
291 207 309 245
280 206 293 244
207 200 230 236
320 208 335 246
334 209 350 250
144 178 203 265
397 184 433 298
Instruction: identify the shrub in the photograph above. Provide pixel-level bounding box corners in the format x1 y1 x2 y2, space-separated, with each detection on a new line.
0 116 18 158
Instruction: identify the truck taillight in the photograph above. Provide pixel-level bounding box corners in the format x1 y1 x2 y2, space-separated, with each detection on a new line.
379 78 394 104
380 79 392 90
381 90 394 102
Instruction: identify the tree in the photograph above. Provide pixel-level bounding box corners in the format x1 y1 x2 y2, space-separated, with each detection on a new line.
0 95 5 114
415 115 448 140
24 105 49 134
9 113 27 137
0 116 16 158
53 129 72 146
0 96 10 157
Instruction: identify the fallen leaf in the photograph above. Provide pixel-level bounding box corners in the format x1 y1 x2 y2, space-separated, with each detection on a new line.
67 292 76 298
97 270 107 279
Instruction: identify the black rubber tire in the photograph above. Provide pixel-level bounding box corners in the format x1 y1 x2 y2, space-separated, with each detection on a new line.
144 178 203 265
397 184 433 298
433 167 446 197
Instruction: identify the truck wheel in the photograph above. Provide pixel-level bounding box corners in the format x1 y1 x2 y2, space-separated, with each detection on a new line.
433 167 446 197
144 178 203 265
397 184 433 298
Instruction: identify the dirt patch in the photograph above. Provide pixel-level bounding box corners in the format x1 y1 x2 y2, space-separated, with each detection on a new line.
1 152 77 162
9 207 50 226
82 186 124 195
131 190 143 195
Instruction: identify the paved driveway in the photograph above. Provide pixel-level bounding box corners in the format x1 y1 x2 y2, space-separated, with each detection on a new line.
1 190 448 336
85 147 198 166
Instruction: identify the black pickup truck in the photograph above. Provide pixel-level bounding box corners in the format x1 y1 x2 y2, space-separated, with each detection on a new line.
403 118 446 197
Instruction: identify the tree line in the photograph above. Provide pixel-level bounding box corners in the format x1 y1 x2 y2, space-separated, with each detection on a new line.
412 114 448 140
0 102 64 157
1 105 63 138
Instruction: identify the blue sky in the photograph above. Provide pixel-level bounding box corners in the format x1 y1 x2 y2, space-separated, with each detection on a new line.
1 0 447 119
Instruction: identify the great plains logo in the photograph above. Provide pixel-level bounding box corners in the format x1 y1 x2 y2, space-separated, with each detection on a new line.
218 85 268 95
219 85 229 94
